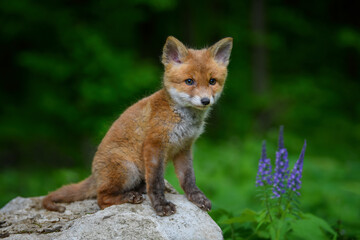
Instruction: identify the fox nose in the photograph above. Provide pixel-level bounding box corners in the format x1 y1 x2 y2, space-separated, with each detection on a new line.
201 98 210 106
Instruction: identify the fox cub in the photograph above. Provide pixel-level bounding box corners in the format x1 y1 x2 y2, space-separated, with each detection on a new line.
43 36 233 216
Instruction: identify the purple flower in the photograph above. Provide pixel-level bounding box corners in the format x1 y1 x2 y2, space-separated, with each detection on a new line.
272 126 290 198
256 141 273 187
278 125 285 149
287 140 307 195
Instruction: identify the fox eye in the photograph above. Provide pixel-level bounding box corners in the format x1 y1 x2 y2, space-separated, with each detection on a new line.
185 78 194 85
209 78 217 85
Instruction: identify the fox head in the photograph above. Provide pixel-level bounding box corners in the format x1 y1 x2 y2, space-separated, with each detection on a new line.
162 36 233 110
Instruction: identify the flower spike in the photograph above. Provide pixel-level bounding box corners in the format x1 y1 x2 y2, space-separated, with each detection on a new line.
256 141 273 187
287 140 307 195
278 125 284 150
272 126 289 198
262 140 267 160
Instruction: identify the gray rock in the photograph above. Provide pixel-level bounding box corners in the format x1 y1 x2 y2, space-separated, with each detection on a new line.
0 186 223 240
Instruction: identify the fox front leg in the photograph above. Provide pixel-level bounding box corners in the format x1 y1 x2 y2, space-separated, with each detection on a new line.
143 141 176 216
173 148 211 211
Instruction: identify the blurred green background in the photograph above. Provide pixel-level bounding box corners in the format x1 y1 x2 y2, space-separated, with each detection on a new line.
0 0 359 238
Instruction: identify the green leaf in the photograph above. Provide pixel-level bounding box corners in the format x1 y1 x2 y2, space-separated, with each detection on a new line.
290 220 324 240
255 209 268 231
268 219 289 240
222 208 258 224
291 212 301 219
288 213 337 240
302 213 337 239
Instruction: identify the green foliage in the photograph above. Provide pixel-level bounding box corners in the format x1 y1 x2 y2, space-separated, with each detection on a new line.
289 213 337 240
213 204 337 240
187 140 357 239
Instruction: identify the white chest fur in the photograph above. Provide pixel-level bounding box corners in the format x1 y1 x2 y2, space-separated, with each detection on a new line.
169 106 208 150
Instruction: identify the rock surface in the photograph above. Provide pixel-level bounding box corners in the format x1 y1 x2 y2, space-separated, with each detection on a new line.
0 186 223 240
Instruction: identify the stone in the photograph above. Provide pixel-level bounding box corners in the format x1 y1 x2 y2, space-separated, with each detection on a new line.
0 183 223 240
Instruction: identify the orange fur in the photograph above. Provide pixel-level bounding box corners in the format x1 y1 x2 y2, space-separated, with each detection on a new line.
42 36 233 216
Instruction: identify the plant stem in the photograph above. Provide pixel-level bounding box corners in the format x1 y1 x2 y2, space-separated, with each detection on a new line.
264 186 273 222
275 192 294 240
282 192 293 219
278 195 283 217
231 223 235 240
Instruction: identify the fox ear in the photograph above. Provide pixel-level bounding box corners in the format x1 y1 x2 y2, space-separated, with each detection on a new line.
209 37 233 66
162 36 188 65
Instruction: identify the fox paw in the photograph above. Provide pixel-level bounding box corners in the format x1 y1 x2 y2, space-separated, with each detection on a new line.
187 191 212 211
154 201 176 216
125 191 144 204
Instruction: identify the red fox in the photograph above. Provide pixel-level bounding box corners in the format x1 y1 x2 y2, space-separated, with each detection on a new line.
42 36 233 216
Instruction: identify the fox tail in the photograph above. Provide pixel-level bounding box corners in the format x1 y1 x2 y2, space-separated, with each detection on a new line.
42 175 97 212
